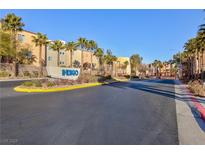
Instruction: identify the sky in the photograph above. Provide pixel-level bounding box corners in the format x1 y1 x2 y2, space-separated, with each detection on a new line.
0 9 204 64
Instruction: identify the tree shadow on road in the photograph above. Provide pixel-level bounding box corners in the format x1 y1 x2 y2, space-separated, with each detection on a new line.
104 80 205 132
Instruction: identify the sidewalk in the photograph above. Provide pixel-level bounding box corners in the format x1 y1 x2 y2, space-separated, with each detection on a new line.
195 96 205 108
175 80 205 144
177 80 205 121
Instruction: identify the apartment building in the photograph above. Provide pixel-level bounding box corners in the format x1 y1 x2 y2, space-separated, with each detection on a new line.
0 22 46 67
115 57 131 75
161 63 171 76
1 22 131 75
47 46 100 69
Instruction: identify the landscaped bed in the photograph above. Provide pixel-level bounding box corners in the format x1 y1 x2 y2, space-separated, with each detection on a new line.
188 79 205 97
0 70 43 80
14 74 117 92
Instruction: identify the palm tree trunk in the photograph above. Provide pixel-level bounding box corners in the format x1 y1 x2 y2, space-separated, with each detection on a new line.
0 56 2 63
90 52 93 75
39 45 43 76
81 50 83 73
70 50 73 67
157 67 159 77
191 56 194 79
135 66 137 76
99 57 102 75
57 50 60 67
111 64 113 76
12 31 18 77
202 49 204 80
188 57 191 80
196 49 199 79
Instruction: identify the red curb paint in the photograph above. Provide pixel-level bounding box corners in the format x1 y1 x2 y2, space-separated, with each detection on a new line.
183 86 205 121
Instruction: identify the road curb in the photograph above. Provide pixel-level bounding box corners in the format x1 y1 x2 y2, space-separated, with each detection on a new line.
13 81 119 93
113 78 129 82
0 78 46 82
187 89 205 121
181 83 205 122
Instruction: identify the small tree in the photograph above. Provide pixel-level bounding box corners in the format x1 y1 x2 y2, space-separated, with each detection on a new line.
1 13 25 76
0 31 14 63
130 54 143 76
16 48 36 64
73 60 80 68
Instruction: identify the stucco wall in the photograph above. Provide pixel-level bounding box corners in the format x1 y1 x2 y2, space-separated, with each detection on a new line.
16 30 46 67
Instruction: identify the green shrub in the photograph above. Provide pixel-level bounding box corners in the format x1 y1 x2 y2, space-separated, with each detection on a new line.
104 75 112 80
22 81 33 87
188 79 205 96
0 71 9 77
78 74 99 83
23 71 31 77
124 75 130 79
32 71 39 77
47 81 55 87
33 80 42 87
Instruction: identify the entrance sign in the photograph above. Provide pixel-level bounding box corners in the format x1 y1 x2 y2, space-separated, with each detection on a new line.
46 67 80 80
62 69 79 76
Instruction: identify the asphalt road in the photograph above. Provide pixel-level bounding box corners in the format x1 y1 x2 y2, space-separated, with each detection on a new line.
0 79 178 145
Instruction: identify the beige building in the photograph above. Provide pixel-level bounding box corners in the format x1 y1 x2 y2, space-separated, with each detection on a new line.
1 22 130 75
115 57 131 75
0 22 46 67
47 46 99 69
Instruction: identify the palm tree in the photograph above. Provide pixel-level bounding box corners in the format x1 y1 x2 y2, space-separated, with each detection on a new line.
173 51 191 79
152 60 162 77
1 13 25 76
123 60 129 74
199 24 205 32
50 40 65 67
85 40 91 71
130 54 143 76
94 48 104 75
77 37 87 72
88 40 98 71
184 38 197 79
104 50 117 76
196 31 205 79
32 32 48 76
65 41 77 67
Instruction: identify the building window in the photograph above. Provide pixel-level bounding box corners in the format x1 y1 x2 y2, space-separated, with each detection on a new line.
27 51 32 58
48 56 52 61
17 34 25 42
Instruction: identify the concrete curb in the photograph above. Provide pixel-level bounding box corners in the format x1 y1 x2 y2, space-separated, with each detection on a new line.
0 78 46 82
179 81 205 122
187 89 205 121
13 81 119 93
113 78 129 82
